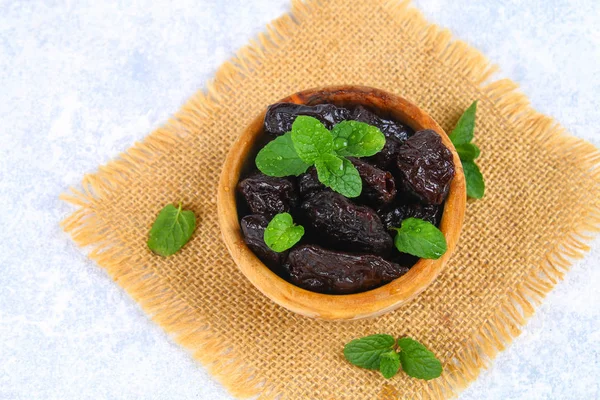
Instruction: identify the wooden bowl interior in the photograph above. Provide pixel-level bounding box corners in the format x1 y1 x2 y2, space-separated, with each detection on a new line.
218 86 466 320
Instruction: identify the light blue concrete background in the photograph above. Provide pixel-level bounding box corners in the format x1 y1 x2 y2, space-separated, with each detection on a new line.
1 0 599 399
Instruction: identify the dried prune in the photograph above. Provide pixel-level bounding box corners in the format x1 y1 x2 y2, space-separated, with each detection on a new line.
351 107 414 170
238 173 299 218
396 130 455 205
301 191 393 254
284 244 410 294
388 252 420 269
351 105 412 142
264 103 351 136
348 157 396 207
377 202 443 230
297 167 325 198
366 137 403 170
240 215 288 270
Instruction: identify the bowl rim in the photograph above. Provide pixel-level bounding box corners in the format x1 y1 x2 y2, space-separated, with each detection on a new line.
217 85 466 320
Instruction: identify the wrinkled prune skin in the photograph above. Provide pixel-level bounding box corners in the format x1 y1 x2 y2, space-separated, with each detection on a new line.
284 244 410 294
352 106 414 170
238 173 299 218
377 202 443 230
351 105 412 142
297 167 325 198
240 215 288 270
301 191 393 254
396 130 455 205
264 103 351 135
348 157 396 207
366 137 403 170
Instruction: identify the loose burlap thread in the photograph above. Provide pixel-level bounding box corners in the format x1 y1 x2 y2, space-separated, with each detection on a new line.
61 0 600 399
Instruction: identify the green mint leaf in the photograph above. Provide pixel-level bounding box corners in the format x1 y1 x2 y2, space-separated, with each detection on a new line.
343 334 396 370
256 132 311 177
462 160 485 199
449 101 486 200
397 337 442 380
147 203 196 257
393 218 447 259
291 116 334 164
331 120 386 157
263 213 304 252
455 143 481 161
379 351 401 379
315 154 362 198
449 101 477 146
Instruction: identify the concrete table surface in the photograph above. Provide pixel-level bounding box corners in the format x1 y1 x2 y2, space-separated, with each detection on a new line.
1 0 599 399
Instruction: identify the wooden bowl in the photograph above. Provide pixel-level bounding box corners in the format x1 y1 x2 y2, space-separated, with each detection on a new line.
218 86 466 320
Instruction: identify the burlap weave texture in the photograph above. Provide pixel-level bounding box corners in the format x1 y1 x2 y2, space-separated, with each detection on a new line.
62 0 600 398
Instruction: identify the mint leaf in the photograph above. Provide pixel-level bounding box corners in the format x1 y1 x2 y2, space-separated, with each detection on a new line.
256 132 311 177
331 120 386 157
397 337 442 380
462 160 485 199
344 335 443 381
392 218 447 259
315 154 362 198
449 101 477 145
147 203 196 257
263 213 304 252
448 101 485 199
379 351 401 379
291 116 333 164
455 143 480 161
343 334 396 370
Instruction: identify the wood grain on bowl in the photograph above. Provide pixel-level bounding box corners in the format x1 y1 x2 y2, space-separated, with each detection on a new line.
217 86 466 320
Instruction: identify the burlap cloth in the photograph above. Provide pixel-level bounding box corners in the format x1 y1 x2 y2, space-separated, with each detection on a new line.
61 0 600 398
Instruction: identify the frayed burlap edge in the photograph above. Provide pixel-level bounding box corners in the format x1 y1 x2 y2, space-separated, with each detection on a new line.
60 0 600 398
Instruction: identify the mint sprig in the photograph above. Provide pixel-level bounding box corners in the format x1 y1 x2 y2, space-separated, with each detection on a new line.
147 203 196 257
449 101 485 199
344 335 443 380
264 212 304 252
255 115 385 198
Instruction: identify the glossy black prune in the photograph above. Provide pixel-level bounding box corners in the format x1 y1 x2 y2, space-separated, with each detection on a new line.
396 130 455 205
297 167 325 198
284 244 410 294
301 191 393 254
348 157 396 207
388 252 420 269
352 106 414 170
366 137 403 170
377 202 443 230
264 103 351 136
351 105 412 142
238 173 299 218
240 215 288 270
